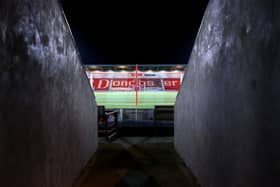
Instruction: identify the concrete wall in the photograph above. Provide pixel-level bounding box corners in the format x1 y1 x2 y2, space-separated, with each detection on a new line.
175 0 280 186
0 0 98 186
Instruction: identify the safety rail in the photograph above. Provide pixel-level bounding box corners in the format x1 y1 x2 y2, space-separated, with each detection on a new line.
98 110 119 141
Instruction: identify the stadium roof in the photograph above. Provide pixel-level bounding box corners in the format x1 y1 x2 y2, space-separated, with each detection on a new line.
84 64 186 71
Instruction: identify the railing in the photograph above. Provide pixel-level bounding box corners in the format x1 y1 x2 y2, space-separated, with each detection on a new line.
98 110 119 141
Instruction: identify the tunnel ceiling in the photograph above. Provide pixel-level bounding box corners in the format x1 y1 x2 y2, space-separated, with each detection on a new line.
60 0 209 65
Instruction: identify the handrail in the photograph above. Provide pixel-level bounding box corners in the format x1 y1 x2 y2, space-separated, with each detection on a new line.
99 110 119 142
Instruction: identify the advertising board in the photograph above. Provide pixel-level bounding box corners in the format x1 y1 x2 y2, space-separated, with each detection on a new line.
86 71 183 91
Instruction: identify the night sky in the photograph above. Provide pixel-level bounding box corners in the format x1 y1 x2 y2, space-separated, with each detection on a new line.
59 0 209 65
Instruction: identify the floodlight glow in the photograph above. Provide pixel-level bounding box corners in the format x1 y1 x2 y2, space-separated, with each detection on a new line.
86 67 184 109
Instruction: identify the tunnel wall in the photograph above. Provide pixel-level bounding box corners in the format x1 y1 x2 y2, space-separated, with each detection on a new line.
175 0 280 186
0 0 98 186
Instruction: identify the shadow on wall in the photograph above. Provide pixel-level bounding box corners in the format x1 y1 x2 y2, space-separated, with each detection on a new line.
0 0 98 186
175 0 280 186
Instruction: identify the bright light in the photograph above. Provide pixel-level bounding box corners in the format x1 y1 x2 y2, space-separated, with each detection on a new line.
175 65 185 70
89 65 100 70
117 65 128 69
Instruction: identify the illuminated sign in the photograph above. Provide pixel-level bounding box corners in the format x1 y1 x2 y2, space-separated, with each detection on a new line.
86 70 184 92
91 78 180 91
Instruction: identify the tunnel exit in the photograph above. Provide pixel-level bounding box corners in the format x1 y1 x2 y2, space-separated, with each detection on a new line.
84 64 186 138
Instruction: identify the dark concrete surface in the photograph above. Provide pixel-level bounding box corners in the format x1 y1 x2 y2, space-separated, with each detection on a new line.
74 137 200 187
0 0 98 186
175 0 280 186
118 120 173 137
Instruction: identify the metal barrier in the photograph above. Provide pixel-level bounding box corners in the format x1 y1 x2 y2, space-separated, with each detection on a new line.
98 108 119 141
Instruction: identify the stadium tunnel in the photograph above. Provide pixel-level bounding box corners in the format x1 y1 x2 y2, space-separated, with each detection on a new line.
1 0 280 187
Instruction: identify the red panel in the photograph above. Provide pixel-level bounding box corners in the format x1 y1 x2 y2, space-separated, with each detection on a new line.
92 78 181 91
142 79 162 88
163 78 181 90
93 79 110 90
111 79 135 91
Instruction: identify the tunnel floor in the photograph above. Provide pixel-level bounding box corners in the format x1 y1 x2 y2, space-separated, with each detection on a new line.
73 137 199 187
